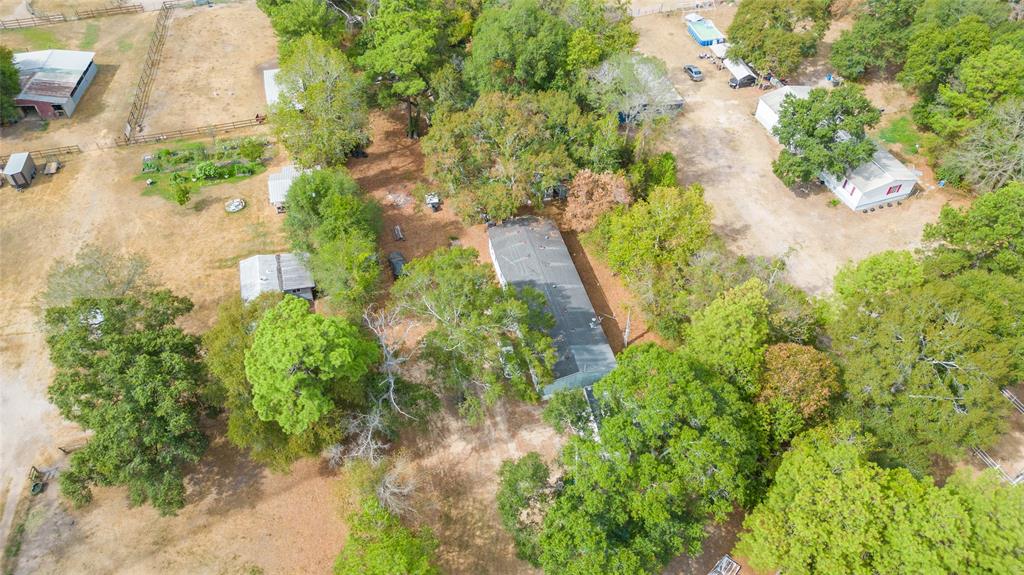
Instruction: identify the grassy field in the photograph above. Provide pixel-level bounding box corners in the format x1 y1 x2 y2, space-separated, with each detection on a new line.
878 115 924 156
3 27 65 50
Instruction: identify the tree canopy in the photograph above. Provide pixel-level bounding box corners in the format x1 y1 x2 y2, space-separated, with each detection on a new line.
829 0 923 79
391 247 556 421
45 291 207 514
422 90 624 221
535 344 760 574
1 46 20 125
942 100 1024 195
334 496 441 575
726 0 831 77
271 35 369 168
39 244 153 309
772 85 882 186
496 452 553 566
738 420 1024 575
244 296 378 435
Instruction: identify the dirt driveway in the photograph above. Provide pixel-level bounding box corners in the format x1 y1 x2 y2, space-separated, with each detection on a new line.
632 8 967 294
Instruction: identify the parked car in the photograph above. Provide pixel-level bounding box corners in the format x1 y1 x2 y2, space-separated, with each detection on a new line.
683 64 703 82
729 74 757 89
388 251 406 278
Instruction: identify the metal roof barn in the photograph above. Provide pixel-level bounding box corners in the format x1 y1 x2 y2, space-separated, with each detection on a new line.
13 50 97 119
487 217 617 398
239 253 315 302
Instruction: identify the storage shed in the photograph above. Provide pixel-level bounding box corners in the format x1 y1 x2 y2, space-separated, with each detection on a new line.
239 253 315 302
685 14 726 46
755 85 813 136
263 68 302 110
13 50 97 119
267 164 303 212
488 217 617 398
2 153 37 188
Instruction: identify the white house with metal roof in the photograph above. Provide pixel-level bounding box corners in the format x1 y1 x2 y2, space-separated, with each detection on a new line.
487 217 617 398
267 164 304 212
239 253 315 302
756 85 919 211
13 50 97 119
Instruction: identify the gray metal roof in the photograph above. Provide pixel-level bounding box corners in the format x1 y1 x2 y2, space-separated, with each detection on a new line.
239 253 314 301
267 164 302 205
2 153 30 175
13 50 94 102
487 217 617 397
848 143 919 192
759 85 813 114
263 68 282 106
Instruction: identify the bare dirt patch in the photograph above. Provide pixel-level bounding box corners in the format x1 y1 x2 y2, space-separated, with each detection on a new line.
142 2 278 134
0 11 158 150
632 8 968 295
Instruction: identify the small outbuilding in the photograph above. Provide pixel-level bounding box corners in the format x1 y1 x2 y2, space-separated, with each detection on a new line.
488 217 617 398
239 253 315 302
685 14 726 46
755 85 813 135
2 153 37 188
13 50 97 119
710 42 756 84
263 68 302 110
267 164 304 213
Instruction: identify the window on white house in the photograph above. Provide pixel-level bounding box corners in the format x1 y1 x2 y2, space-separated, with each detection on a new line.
886 184 902 196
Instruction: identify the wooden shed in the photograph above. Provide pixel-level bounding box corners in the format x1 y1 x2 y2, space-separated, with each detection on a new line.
2 153 37 189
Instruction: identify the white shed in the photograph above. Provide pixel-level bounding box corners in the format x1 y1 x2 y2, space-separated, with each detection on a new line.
263 69 283 107
755 85 813 136
2 152 36 188
267 164 303 212
821 145 918 211
239 253 315 302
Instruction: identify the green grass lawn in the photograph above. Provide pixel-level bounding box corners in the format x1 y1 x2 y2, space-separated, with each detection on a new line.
79 23 100 50
117 38 134 53
5 27 65 50
878 116 924 156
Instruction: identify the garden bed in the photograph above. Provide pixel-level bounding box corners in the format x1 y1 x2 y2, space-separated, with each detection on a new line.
135 136 274 202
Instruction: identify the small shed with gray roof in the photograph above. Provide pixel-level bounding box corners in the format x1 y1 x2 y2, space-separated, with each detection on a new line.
267 164 304 212
2 152 37 188
487 217 617 398
13 50 97 119
239 253 315 302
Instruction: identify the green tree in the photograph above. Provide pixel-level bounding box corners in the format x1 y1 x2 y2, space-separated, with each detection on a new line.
922 182 1024 279
264 0 343 51
830 270 1022 473
283 168 373 251
833 250 925 312
44 291 207 514
1 46 20 124
829 0 922 79
942 99 1024 194
244 296 379 435
202 293 339 470
357 0 452 135
270 35 369 168
39 244 153 309
587 184 712 282
942 467 1024 574
899 15 992 100
756 343 840 451
772 85 882 186
685 278 770 395
726 0 831 77
537 344 760 574
422 90 623 221
334 496 441 575
927 45 1024 137
463 0 571 94
496 453 553 565
391 247 556 421
309 230 381 316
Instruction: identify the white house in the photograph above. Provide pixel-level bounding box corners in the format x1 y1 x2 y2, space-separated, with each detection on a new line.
756 86 919 211
239 253 315 302
755 85 813 135
267 164 303 213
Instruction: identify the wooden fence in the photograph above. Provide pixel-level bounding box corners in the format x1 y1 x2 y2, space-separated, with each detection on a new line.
115 117 265 146
628 0 718 17
0 145 82 166
0 13 65 29
122 3 173 142
75 4 144 19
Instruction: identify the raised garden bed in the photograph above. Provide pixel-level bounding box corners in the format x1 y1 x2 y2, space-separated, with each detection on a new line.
135 136 274 202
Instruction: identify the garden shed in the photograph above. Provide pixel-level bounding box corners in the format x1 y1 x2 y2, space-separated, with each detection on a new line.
13 50 97 119
267 164 303 212
239 253 315 302
487 217 617 398
685 14 725 46
755 85 813 135
2 152 37 188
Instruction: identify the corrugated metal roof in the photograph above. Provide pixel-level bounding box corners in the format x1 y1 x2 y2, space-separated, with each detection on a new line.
239 253 314 301
848 144 919 192
267 164 302 205
759 85 813 114
13 50 94 102
488 217 617 396
263 68 282 106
